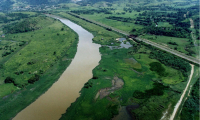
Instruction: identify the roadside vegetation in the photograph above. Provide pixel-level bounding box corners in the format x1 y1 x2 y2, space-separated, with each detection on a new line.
0 12 78 119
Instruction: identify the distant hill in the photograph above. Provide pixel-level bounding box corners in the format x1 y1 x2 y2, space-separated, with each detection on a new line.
80 0 193 4
19 0 71 5
0 0 14 10
0 0 196 11
0 0 71 10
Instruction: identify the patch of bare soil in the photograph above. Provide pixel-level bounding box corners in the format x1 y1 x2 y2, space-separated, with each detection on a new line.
160 104 171 120
112 106 132 120
95 76 124 99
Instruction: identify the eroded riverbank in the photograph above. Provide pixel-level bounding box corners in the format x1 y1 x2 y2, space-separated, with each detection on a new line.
13 16 101 120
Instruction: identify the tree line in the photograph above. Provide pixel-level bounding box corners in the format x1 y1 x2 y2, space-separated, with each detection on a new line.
106 16 133 23
145 26 191 38
3 18 38 34
71 8 114 15
149 48 191 77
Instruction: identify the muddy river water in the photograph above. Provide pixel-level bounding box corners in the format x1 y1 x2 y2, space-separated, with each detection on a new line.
13 15 101 120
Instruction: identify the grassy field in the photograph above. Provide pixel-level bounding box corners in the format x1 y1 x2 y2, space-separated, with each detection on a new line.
81 12 143 32
12 11 37 16
0 13 79 119
1 16 76 87
56 12 191 120
140 34 190 54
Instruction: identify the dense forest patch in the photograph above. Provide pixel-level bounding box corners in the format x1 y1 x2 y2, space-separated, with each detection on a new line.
3 18 39 34
133 82 169 99
149 62 166 76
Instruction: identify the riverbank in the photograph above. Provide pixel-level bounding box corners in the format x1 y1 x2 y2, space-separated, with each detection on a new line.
0 15 79 120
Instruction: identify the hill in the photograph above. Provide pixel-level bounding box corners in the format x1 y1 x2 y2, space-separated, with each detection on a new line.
0 0 71 10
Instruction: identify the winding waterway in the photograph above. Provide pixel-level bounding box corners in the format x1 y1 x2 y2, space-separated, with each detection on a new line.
13 15 101 120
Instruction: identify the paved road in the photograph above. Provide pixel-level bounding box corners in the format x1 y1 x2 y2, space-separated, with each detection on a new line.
68 12 200 65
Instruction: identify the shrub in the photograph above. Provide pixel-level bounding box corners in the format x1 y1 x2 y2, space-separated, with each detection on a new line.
4 77 15 84
149 62 166 76
84 82 93 88
28 74 40 84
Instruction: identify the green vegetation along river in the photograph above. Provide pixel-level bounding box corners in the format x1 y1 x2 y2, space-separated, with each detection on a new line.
13 15 101 120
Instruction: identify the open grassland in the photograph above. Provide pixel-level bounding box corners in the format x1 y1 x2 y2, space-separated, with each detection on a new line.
12 12 37 16
0 12 4 15
0 15 78 95
55 0 145 33
140 35 190 54
0 40 24 64
81 12 143 32
0 14 79 119
57 13 191 120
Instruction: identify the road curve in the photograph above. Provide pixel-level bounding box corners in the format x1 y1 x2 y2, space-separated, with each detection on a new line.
68 12 200 65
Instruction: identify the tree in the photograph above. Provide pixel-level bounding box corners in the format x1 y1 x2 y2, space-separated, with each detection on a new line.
28 74 40 84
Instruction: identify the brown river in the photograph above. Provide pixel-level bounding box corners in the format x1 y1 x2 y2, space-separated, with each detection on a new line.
13 15 101 120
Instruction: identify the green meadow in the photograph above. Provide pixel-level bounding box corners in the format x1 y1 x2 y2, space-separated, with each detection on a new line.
140 35 190 54
81 11 143 32
0 13 79 119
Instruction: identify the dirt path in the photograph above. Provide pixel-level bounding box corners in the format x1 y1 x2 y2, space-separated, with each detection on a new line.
189 18 199 59
169 64 194 120
190 18 194 28
160 104 171 120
